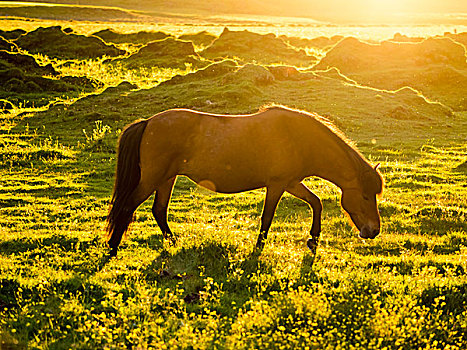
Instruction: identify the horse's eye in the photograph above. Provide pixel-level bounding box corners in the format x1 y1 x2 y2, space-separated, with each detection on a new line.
363 194 369 201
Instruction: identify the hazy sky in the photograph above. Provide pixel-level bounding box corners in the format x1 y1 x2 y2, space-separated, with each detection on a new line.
11 0 467 23
278 0 467 22
293 0 466 13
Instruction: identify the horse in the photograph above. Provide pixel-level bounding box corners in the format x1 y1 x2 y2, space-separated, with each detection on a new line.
106 106 383 257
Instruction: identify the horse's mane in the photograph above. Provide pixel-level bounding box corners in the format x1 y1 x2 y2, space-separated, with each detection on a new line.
259 104 384 194
260 104 359 154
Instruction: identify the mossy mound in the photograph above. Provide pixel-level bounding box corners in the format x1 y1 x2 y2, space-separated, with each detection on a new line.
102 81 138 94
315 37 467 72
0 73 91 95
0 29 26 40
136 38 197 57
0 99 14 112
59 76 102 91
311 67 355 83
393 87 451 118
445 32 467 49
15 26 126 60
0 36 18 52
178 31 217 47
267 65 315 81
0 51 57 76
92 29 171 44
0 51 101 107
161 60 238 86
280 35 343 50
390 33 424 43
112 37 203 69
202 28 316 67
222 64 274 85
0 74 101 107
314 37 467 110
163 61 314 88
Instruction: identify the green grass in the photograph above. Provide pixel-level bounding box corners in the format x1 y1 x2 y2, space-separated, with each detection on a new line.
0 16 466 349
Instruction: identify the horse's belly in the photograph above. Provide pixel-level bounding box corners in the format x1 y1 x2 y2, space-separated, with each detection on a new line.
192 178 263 193
179 158 268 193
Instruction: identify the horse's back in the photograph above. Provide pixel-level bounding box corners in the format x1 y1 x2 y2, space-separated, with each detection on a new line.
139 108 320 192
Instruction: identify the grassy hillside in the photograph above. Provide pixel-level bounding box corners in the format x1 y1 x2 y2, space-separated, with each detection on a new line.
3 0 279 15
0 3 149 22
0 19 466 349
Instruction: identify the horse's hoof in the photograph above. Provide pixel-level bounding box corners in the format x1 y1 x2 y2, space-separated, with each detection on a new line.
254 240 265 252
307 238 318 254
109 248 118 258
165 238 176 247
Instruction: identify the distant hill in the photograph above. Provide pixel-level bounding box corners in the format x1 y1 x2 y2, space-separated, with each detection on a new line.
0 2 146 22
2 0 287 17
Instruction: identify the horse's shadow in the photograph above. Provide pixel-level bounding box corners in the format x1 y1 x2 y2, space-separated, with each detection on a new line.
0 229 321 316
142 240 241 283
135 237 320 308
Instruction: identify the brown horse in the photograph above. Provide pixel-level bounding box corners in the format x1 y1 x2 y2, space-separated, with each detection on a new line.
106 106 383 257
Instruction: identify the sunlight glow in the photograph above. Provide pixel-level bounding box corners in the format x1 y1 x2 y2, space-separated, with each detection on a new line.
350 0 419 22
294 0 461 24
366 0 411 13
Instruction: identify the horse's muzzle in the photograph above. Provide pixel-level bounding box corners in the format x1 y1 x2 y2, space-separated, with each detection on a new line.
359 226 379 239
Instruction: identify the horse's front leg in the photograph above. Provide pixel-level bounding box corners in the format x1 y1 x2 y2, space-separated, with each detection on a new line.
256 186 285 250
286 182 322 255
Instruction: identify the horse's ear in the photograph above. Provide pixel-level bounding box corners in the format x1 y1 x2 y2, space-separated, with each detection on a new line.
374 163 381 170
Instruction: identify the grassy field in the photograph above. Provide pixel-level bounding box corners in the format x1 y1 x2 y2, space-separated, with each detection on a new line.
0 4 467 349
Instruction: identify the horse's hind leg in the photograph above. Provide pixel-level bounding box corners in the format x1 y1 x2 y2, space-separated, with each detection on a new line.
152 176 176 244
286 182 322 253
108 184 155 257
256 186 285 250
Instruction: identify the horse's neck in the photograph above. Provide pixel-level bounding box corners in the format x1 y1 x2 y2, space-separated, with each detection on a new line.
312 142 364 190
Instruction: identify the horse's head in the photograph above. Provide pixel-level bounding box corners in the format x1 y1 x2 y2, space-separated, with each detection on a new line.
341 164 384 239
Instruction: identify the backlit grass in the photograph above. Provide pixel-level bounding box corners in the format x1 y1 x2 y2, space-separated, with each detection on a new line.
1 101 466 350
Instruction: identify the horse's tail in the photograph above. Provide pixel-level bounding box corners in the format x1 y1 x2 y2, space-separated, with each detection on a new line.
106 119 148 252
